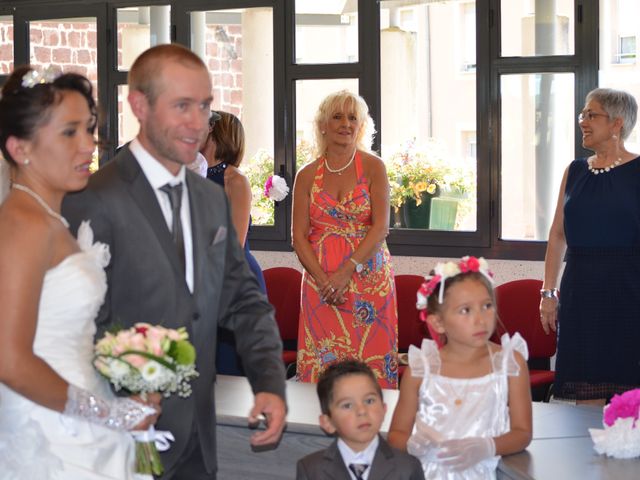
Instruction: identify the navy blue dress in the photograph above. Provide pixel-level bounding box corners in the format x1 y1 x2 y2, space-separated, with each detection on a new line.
554 157 640 400
207 162 267 375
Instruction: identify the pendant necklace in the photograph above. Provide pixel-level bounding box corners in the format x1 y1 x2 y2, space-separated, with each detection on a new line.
324 149 357 175
449 379 470 407
12 183 69 228
587 157 622 175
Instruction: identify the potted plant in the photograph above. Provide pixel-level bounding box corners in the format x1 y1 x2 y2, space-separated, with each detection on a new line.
386 139 448 229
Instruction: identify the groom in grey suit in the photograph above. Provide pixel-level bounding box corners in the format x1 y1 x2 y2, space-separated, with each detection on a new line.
63 44 286 479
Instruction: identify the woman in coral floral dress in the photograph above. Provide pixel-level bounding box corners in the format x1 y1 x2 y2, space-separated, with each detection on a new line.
292 90 398 388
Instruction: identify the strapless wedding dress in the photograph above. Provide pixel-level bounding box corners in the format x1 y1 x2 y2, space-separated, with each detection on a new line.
0 222 136 479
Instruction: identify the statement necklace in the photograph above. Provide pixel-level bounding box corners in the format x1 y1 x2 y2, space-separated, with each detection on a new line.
587 157 622 175
12 183 69 228
324 149 357 175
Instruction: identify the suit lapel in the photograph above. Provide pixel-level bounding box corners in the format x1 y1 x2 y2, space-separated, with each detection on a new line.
116 149 186 281
368 437 395 480
322 440 353 479
186 171 209 301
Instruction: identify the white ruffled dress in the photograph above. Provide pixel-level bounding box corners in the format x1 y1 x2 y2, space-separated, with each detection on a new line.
0 222 137 479
407 333 528 480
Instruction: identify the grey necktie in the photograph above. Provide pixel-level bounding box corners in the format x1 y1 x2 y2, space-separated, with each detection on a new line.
160 182 185 272
349 463 369 480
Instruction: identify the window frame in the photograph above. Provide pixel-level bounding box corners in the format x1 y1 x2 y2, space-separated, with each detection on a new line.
0 0 603 261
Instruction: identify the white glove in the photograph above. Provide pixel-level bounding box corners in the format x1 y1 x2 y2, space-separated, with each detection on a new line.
407 418 444 457
63 384 156 432
436 436 496 471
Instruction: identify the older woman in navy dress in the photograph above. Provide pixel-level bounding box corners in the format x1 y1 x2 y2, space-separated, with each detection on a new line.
201 111 266 374
541 88 640 405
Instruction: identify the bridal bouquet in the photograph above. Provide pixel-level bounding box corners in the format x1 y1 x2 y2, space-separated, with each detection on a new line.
589 389 640 458
94 323 199 475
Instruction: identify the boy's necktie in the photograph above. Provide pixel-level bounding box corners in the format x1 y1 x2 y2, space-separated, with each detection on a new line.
349 463 369 480
160 182 185 272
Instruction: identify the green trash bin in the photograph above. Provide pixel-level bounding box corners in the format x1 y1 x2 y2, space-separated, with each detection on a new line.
429 197 459 230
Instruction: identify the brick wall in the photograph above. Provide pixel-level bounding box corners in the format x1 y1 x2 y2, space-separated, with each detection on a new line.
0 21 14 74
205 24 243 118
2 20 242 144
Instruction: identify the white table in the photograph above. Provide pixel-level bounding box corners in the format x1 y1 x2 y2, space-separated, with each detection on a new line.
214 375 640 480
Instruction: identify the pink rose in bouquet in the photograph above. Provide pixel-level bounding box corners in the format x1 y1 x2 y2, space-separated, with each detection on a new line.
94 323 199 475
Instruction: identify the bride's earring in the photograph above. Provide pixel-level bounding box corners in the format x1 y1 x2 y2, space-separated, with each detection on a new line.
23 158 30 165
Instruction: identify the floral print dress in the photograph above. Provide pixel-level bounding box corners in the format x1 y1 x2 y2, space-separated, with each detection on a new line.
296 153 398 388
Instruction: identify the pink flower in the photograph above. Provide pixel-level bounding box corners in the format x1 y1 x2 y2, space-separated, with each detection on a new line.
264 174 289 201
461 256 480 272
263 175 273 198
604 389 640 427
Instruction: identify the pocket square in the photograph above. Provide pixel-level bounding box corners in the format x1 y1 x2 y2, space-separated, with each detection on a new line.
212 226 227 245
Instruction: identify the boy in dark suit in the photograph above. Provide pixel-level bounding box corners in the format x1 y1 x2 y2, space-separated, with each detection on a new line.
296 360 424 480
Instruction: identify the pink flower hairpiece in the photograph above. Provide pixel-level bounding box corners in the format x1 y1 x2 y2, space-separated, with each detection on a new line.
416 256 494 310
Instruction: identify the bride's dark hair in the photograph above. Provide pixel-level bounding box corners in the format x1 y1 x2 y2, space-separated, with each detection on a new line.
0 65 97 166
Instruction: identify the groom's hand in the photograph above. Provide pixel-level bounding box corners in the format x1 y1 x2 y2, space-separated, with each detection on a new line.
248 392 286 447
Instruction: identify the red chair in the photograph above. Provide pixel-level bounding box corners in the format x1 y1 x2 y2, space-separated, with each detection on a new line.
494 279 557 401
394 274 430 378
263 267 302 372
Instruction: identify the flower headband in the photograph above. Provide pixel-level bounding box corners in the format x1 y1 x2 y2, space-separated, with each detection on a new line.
416 256 494 311
21 66 61 89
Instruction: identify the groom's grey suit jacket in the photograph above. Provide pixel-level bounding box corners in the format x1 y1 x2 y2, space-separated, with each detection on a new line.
63 146 286 475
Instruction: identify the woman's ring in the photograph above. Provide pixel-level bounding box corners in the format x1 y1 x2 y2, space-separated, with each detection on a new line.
330 286 336 293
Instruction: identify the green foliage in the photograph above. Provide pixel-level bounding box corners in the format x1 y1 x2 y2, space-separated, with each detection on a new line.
169 340 196 366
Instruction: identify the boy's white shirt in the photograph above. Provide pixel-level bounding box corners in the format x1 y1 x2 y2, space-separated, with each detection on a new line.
337 435 379 480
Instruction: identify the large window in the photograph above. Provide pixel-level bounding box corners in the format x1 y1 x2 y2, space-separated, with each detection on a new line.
0 1 617 259
599 0 640 152
380 1 477 234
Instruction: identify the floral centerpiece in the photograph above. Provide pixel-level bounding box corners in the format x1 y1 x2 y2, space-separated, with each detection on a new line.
589 388 640 458
94 323 199 475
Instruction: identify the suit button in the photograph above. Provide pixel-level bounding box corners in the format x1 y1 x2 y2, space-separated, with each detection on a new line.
193 313 200 321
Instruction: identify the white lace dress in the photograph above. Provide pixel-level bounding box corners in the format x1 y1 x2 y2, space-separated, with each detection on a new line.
407 333 528 480
0 222 137 479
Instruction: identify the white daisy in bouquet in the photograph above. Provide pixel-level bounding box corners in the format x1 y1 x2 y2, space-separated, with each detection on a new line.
94 323 199 475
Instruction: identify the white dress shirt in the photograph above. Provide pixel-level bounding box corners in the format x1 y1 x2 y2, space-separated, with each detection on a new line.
337 435 379 480
129 138 194 292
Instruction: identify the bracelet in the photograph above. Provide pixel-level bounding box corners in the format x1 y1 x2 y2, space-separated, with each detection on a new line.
540 288 559 299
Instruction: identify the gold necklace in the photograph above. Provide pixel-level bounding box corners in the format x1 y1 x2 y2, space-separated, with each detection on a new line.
587 157 622 175
324 149 357 175
12 183 69 228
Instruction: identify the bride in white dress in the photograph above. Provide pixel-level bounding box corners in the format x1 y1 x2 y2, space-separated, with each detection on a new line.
0 67 156 479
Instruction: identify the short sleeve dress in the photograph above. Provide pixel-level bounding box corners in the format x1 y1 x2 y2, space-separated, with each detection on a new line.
406 333 528 480
554 157 640 400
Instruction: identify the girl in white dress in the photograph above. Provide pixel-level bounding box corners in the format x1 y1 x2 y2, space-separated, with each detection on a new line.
0 66 156 479
388 257 532 479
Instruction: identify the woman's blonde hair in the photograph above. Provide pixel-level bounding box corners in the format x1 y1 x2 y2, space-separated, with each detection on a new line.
312 90 375 157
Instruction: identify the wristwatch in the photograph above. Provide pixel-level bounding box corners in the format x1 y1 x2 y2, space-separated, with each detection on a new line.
349 257 364 273
540 288 559 299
